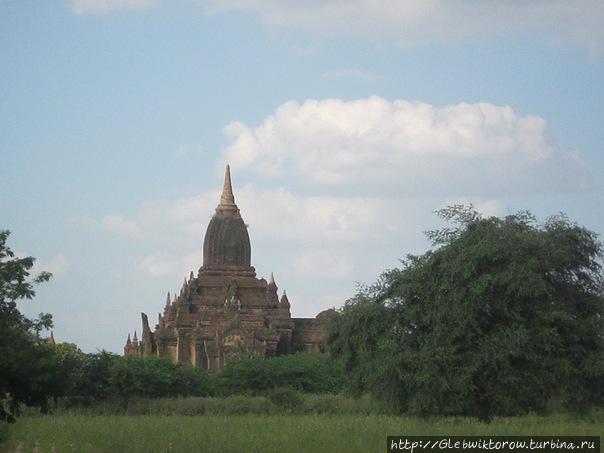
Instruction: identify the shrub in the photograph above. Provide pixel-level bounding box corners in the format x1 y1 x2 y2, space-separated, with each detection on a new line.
266 388 303 413
109 356 214 402
216 353 344 395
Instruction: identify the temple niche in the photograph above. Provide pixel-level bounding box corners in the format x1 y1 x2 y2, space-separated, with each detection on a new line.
123 165 335 371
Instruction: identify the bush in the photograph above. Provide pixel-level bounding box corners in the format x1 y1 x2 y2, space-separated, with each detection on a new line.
216 353 344 395
52 348 125 407
266 388 303 413
52 350 342 408
110 356 214 402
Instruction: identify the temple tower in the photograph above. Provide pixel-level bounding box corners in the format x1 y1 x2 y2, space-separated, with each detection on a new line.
202 165 254 276
124 165 335 370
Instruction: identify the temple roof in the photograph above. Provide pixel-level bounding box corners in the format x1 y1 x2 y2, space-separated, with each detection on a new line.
202 165 252 271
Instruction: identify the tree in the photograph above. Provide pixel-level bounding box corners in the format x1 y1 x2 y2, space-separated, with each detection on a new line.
328 207 604 420
326 290 393 399
0 230 56 422
52 343 86 405
76 351 117 404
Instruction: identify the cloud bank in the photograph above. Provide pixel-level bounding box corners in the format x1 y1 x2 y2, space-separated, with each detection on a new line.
32 254 70 278
96 95 592 316
204 0 604 54
71 1 604 54
100 187 393 245
222 97 588 195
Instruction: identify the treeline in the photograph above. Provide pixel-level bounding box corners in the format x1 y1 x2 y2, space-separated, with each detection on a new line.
52 347 344 407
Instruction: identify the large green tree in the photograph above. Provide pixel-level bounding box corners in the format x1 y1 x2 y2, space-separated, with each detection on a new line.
328 207 604 420
0 230 56 422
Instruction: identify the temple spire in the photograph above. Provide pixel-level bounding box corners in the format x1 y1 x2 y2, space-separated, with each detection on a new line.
269 272 275 286
217 164 238 211
280 290 290 309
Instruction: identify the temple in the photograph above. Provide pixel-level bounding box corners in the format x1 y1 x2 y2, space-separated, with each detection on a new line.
123 165 335 371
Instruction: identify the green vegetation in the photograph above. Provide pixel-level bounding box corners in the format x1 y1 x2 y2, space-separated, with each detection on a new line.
47 393 392 417
217 353 344 395
54 347 116 405
110 356 214 403
0 230 55 422
328 207 604 420
2 204 603 452
2 413 602 453
50 349 343 408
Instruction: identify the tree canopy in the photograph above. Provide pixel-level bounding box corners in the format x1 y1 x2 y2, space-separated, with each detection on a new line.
0 230 55 422
328 206 604 420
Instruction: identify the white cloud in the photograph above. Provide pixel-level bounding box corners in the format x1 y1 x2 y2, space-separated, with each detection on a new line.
444 198 504 218
95 176 535 320
71 0 159 15
473 201 504 218
34 254 70 277
222 97 588 194
101 214 145 240
138 251 199 278
138 253 178 277
94 94 593 322
314 291 352 310
98 185 430 312
99 191 219 243
69 1 604 54
100 187 393 244
238 188 390 242
293 250 352 280
203 0 604 55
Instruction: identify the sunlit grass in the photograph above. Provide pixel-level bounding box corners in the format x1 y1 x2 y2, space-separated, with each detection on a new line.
2 412 602 453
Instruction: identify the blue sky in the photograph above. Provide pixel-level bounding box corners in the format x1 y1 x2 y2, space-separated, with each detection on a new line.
2 0 603 353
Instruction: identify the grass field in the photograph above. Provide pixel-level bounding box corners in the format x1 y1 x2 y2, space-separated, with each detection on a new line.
2 413 602 453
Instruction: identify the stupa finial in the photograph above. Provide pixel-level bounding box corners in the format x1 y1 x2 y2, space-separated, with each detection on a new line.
217 164 238 211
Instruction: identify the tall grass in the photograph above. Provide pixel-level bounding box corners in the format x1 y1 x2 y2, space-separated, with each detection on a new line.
46 393 393 417
3 413 602 453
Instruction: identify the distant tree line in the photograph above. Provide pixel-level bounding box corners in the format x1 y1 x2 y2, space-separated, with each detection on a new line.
52 346 343 409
